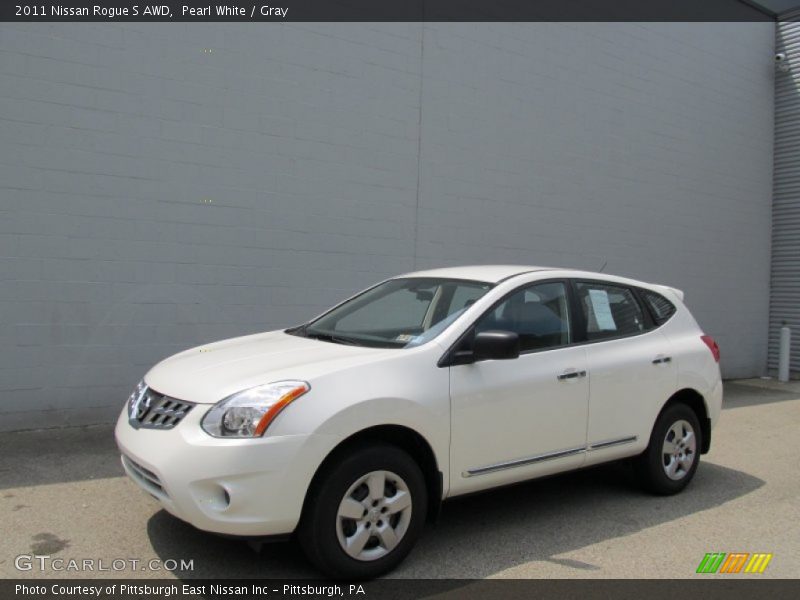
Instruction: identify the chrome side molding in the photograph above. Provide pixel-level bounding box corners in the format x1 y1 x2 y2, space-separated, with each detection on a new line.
463 446 586 478
463 436 638 478
588 436 638 451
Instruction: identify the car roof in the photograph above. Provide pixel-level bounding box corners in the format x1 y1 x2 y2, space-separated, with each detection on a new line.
396 265 685 301
398 265 555 283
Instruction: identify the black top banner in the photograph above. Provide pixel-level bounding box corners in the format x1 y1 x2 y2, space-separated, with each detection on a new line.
0 0 781 22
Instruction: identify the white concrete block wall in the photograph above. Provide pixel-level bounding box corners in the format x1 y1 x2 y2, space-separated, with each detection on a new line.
415 22 775 380
0 22 774 430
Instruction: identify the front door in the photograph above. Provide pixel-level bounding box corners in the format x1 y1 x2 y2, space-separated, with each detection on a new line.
448 281 590 495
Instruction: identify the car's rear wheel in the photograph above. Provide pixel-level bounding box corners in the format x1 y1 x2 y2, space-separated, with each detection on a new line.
298 443 427 579
635 403 702 495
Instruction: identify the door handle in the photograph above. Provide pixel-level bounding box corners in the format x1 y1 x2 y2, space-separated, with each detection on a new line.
557 369 587 381
652 355 672 365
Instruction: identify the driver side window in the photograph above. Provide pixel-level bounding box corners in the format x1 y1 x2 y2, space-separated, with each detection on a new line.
474 282 571 352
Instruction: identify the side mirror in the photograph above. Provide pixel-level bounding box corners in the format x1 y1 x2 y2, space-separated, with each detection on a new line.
472 330 520 361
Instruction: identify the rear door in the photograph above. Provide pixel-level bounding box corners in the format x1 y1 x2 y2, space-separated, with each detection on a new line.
571 280 677 465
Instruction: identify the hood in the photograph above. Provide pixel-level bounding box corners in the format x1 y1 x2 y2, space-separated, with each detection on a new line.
144 330 390 404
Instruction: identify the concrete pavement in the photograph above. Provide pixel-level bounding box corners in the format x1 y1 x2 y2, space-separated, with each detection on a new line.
1 379 798 579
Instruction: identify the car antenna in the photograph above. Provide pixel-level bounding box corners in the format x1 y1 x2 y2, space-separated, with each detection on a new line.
598 260 607 273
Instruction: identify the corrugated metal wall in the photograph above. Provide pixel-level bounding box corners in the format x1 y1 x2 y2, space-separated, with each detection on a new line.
770 12 800 377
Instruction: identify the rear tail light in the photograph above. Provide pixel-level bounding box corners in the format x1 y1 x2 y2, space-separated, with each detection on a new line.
701 335 720 363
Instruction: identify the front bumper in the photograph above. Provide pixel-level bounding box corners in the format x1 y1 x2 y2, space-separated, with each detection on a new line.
114 405 335 537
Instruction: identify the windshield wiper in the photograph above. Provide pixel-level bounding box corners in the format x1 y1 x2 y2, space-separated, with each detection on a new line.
304 332 360 346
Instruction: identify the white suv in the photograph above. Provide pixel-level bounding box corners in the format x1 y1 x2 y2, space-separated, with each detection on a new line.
115 265 722 578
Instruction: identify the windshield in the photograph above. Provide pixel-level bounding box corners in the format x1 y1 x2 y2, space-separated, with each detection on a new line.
290 278 492 348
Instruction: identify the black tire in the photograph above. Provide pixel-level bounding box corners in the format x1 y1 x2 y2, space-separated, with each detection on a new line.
298 443 428 580
635 403 702 495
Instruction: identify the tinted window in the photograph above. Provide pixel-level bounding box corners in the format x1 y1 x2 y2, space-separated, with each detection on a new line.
474 282 570 352
335 285 432 332
575 282 645 340
301 278 491 348
447 284 486 315
641 290 676 325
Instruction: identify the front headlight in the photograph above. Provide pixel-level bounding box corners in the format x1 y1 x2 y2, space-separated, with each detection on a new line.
201 380 310 438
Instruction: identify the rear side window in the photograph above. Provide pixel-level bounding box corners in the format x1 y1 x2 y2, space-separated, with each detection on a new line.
575 281 646 340
641 289 677 325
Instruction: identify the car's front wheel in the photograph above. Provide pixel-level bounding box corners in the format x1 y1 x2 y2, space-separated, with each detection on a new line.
636 403 702 495
298 443 428 579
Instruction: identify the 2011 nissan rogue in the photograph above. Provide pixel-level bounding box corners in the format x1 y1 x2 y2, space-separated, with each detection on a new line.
115 265 722 578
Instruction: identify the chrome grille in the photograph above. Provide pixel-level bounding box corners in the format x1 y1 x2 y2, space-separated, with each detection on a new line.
129 388 194 430
122 454 168 498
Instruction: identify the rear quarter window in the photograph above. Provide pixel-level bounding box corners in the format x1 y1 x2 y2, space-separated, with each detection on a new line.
574 281 646 341
641 290 677 325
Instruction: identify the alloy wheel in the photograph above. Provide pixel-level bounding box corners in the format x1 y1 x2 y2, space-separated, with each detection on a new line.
662 419 696 481
335 470 412 561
